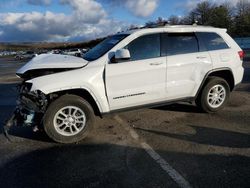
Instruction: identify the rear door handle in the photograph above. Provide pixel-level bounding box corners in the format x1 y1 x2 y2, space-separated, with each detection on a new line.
150 62 163 66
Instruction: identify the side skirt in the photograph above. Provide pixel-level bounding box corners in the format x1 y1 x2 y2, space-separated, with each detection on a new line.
102 97 195 115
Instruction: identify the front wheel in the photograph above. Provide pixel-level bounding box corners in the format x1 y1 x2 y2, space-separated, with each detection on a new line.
196 77 230 113
43 94 95 143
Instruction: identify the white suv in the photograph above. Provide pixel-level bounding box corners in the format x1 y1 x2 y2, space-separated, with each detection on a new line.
13 25 244 143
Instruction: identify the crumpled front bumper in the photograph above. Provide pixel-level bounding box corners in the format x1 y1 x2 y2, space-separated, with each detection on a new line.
3 82 48 137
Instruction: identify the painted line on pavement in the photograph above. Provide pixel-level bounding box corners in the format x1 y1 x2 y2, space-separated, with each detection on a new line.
114 115 192 188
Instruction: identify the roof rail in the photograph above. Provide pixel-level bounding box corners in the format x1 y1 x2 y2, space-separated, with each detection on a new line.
127 24 217 32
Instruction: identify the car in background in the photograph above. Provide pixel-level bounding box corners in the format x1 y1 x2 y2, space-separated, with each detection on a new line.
63 48 82 57
81 48 88 53
45 49 62 55
15 51 37 60
0 51 17 57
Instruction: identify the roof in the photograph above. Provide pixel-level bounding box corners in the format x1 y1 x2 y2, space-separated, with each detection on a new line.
121 25 227 35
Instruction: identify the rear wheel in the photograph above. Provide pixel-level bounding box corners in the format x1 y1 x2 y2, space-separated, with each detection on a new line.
43 94 95 143
196 77 230 113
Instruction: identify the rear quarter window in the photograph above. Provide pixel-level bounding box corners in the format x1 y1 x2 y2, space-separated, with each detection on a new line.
196 32 229 51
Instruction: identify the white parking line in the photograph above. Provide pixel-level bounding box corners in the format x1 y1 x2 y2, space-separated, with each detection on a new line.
114 115 192 188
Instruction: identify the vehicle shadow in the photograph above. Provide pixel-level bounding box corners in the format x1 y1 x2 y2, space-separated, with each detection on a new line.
134 125 250 148
0 144 176 188
6 126 52 143
0 143 249 188
153 103 202 113
236 84 250 92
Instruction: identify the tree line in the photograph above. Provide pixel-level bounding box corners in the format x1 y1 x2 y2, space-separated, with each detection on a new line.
139 0 250 37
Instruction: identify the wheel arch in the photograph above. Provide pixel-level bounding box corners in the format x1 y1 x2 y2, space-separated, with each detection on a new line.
196 68 235 98
47 88 102 117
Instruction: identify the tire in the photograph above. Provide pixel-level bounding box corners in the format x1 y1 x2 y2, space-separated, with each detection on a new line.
43 94 95 143
75 53 81 57
196 77 230 113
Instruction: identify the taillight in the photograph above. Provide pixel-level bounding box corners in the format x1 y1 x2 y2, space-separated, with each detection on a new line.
238 51 245 60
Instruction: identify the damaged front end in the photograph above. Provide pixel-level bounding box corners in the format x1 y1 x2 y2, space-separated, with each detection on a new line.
3 54 88 140
4 81 48 138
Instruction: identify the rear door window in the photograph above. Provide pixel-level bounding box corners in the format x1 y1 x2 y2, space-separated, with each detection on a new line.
161 33 199 56
196 32 229 51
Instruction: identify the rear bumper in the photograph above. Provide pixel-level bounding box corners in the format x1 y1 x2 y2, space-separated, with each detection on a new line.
234 66 244 85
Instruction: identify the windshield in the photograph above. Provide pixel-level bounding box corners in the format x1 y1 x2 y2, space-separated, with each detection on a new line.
83 34 129 61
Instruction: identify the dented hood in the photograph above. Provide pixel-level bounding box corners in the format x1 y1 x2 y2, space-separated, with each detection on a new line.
17 54 88 74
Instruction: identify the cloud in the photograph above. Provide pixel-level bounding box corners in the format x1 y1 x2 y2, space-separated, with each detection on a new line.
0 0 128 42
125 0 159 17
68 19 128 42
102 0 159 17
27 0 51 6
0 11 72 41
60 0 106 23
0 0 160 42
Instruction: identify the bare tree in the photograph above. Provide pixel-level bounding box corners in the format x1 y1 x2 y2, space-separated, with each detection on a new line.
208 4 233 33
140 0 250 37
145 17 168 27
192 1 215 25
168 15 180 25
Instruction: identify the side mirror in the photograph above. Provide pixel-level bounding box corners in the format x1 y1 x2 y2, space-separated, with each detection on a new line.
115 49 131 61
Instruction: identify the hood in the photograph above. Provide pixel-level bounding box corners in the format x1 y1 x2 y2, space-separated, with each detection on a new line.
17 54 88 74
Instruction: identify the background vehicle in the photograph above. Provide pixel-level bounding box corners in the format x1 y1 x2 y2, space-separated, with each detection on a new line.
12 25 244 143
63 48 82 57
15 51 37 60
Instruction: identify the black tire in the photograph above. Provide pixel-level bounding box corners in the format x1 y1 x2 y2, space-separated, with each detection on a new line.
196 77 230 113
43 94 95 143
75 53 81 57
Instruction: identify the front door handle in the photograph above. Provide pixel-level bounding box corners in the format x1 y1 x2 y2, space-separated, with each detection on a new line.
196 56 207 59
150 62 163 66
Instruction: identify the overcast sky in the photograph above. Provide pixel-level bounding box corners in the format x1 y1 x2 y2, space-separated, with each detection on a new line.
0 0 245 42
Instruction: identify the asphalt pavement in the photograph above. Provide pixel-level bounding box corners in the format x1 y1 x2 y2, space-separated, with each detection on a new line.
0 57 249 188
